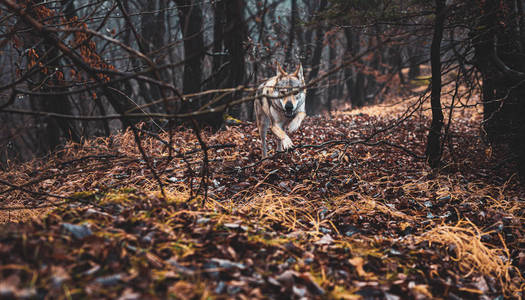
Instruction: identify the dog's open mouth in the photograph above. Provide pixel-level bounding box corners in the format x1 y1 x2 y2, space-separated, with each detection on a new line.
285 110 295 118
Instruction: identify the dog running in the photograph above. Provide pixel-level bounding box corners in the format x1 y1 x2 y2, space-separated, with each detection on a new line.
255 62 306 158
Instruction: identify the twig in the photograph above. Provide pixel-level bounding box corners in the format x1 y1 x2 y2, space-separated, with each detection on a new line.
129 125 167 198
190 119 210 206
0 179 70 200
235 138 425 171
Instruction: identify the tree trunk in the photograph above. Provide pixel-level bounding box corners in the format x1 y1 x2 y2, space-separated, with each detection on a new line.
408 47 421 80
206 0 247 129
305 0 328 115
344 28 365 108
139 0 165 105
224 0 247 121
25 2 80 152
472 0 525 178
352 72 366 108
425 0 446 168
285 0 297 67
327 37 337 112
175 0 205 113
212 1 226 89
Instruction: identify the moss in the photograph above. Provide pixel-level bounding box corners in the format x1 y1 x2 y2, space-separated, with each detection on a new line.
410 75 431 86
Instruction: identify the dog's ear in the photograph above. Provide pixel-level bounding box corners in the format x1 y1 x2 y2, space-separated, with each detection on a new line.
292 63 304 83
276 62 287 76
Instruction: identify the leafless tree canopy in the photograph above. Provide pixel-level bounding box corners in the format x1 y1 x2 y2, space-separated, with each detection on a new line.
0 0 524 177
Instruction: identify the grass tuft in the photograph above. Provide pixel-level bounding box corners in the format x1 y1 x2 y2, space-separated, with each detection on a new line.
417 219 524 297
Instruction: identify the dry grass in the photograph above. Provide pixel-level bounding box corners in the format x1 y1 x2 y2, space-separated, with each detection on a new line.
330 191 418 222
216 188 315 232
417 219 524 297
1 83 523 298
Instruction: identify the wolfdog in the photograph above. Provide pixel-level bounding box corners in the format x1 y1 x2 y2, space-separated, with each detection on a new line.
254 62 306 158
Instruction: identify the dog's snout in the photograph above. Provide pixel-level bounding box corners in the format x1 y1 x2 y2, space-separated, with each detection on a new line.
285 101 293 111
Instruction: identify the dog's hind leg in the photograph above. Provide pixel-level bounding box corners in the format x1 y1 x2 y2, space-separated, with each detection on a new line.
259 116 270 158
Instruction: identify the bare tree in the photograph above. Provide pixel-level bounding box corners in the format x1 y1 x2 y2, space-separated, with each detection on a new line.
305 0 328 115
425 0 446 168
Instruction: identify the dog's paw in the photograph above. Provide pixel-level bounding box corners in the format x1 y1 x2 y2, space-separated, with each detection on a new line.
281 136 294 150
287 120 300 133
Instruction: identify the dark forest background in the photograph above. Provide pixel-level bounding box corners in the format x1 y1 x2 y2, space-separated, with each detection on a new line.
1 0 524 179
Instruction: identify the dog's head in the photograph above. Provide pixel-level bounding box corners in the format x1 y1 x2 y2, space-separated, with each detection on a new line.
275 62 305 118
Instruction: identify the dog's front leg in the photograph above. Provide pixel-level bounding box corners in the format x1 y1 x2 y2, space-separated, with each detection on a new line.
287 111 306 133
271 124 293 150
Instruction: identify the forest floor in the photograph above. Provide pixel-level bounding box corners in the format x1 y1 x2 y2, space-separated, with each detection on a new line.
0 89 524 299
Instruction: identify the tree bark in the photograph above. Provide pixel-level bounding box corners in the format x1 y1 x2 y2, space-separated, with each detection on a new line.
139 0 166 105
408 47 421 80
472 0 525 178
327 36 337 112
175 0 205 112
425 0 446 168
344 28 365 108
28 2 80 151
206 0 247 129
305 0 328 115
285 0 297 67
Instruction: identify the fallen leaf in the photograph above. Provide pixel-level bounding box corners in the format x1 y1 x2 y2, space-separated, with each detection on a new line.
349 257 376 280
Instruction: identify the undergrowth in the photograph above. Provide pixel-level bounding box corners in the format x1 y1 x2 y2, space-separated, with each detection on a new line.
0 95 523 299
